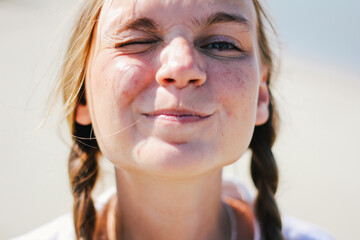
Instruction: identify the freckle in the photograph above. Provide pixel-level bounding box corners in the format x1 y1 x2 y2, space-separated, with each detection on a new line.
122 90 130 96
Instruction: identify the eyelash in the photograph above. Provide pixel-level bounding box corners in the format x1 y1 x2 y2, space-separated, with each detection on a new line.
200 41 243 52
114 38 245 58
115 39 159 48
116 40 241 50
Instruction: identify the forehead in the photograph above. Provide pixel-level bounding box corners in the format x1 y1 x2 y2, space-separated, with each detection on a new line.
99 0 257 32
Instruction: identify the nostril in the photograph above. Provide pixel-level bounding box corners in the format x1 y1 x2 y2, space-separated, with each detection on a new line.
189 79 197 83
165 78 174 83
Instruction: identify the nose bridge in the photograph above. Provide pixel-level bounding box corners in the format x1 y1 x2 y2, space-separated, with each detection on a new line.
156 36 206 88
164 37 194 68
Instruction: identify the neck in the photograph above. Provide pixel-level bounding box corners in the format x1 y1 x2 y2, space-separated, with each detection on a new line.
114 168 230 240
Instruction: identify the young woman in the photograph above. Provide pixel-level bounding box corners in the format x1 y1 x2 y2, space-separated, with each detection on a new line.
15 0 333 239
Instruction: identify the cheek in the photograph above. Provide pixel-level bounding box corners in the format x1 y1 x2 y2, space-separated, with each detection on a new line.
209 59 259 119
112 62 153 107
89 54 156 115
207 59 260 161
90 55 156 116
87 55 155 158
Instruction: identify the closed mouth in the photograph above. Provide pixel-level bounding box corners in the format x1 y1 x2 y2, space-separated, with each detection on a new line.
142 109 212 121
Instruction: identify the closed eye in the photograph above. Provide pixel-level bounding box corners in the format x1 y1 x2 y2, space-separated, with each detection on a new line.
116 39 159 48
115 38 160 54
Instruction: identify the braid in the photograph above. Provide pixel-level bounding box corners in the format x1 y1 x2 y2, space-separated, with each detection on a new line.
60 1 104 238
69 123 100 240
250 96 283 240
248 0 284 239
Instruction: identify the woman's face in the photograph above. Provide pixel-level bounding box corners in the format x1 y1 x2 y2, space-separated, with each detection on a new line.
83 0 269 176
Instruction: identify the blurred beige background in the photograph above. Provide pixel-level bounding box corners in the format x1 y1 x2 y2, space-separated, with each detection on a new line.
1 0 359 239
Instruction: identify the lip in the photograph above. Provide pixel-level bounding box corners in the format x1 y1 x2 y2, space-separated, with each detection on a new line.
142 109 212 123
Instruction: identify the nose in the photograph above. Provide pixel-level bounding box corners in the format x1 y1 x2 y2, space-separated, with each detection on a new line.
156 37 206 88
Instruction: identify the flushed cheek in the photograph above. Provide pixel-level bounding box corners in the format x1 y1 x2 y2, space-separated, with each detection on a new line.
209 61 259 119
89 57 154 128
206 62 259 164
111 61 155 108
87 57 155 159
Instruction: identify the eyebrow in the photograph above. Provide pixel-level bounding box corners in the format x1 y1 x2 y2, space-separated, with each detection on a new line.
200 12 251 30
121 17 159 32
113 12 251 33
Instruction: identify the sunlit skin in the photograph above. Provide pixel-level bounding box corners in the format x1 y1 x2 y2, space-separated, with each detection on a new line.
76 0 270 239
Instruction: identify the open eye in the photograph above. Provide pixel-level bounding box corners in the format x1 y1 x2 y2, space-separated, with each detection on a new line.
203 42 238 51
198 37 245 58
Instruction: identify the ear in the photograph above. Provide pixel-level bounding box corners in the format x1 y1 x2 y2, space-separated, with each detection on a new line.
255 67 270 126
75 103 91 125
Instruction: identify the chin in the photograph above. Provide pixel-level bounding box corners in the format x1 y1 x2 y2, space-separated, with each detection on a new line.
130 137 220 177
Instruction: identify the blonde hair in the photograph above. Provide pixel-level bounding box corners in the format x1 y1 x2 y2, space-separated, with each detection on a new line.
56 0 283 239
60 0 104 132
57 1 104 239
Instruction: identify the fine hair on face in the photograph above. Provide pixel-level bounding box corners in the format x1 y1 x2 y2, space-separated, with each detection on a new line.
55 0 283 239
